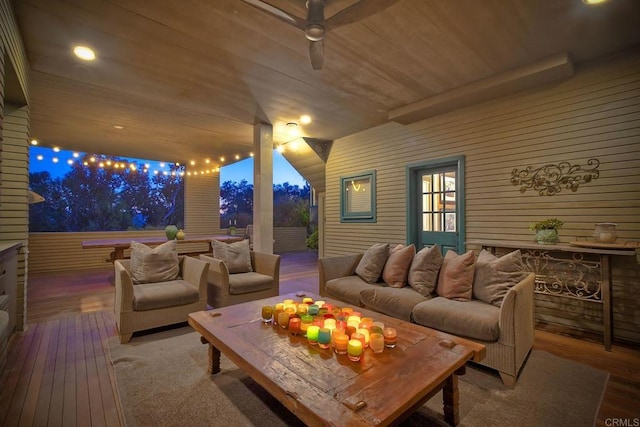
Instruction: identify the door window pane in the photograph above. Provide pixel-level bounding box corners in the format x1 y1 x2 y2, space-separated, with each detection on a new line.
421 171 456 232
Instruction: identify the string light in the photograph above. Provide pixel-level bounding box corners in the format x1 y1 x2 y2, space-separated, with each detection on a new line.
28 143 255 178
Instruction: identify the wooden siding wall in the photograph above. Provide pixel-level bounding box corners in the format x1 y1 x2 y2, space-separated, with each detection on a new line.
0 0 30 331
324 49 640 344
273 227 307 253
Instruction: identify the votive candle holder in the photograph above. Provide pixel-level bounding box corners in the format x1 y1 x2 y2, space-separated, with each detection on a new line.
356 328 370 347
318 328 331 349
261 305 273 323
288 317 301 335
307 325 320 345
351 332 366 349
334 333 349 354
383 327 397 348
347 339 363 361
370 332 385 354
277 312 290 329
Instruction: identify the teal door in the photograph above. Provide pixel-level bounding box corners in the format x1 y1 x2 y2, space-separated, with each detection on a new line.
407 156 465 254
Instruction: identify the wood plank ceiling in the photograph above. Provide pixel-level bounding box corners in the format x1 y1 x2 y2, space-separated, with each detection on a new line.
12 0 640 176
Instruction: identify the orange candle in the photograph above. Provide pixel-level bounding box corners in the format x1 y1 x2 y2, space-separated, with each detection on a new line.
383 327 397 348
288 317 301 335
277 312 290 329
370 332 385 354
334 333 349 355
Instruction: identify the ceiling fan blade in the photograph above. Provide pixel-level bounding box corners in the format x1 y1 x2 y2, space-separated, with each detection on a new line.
309 40 324 70
325 0 400 29
240 0 306 30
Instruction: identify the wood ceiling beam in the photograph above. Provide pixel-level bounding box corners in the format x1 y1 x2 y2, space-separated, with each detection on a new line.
388 53 575 125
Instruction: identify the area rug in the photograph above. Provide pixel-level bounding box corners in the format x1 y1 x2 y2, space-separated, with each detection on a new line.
108 326 608 427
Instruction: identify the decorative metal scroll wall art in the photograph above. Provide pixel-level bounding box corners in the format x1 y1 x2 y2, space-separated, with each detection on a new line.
520 249 602 302
510 158 600 196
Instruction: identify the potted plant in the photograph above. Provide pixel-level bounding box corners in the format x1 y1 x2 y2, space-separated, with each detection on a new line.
529 218 564 244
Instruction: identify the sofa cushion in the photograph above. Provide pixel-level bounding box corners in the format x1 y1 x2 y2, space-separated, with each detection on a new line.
411 297 500 341
133 280 199 311
355 243 390 283
359 286 428 321
473 250 525 307
212 239 253 273
382 244 416 288
130 240 180 284
325 275 382 306
228 272 274 295
408 245 443 297
436 250 475 301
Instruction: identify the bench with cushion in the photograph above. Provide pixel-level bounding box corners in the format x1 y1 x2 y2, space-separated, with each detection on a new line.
319 243 535 387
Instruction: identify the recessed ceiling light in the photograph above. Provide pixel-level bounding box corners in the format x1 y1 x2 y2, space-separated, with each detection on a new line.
300 115 312 124
53 147 60 152
113 125 124 130
73 45 96 61
30 139 38 145
582 0 608 4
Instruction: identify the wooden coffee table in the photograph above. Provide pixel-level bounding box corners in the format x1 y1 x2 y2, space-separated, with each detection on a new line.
188 292 485 426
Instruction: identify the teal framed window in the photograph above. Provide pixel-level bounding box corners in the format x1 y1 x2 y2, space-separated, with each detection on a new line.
340 170 376 223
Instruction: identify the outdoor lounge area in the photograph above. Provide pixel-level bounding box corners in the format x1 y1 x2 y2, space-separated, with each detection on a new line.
1 0 640 425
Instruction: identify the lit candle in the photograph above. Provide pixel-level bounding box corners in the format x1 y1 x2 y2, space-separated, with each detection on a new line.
288 317 301 335
277 312 290 329
334 333 349 355
383 327 397 348
360 317 374 326
283 299 294 305
351 332 366 349
347 315 361 329
341 307 354 315
352 311 362 318
324 318 337 332
308 304 320 316
331 327 346 347
324 303 334 312
370 332 385 354
345 325 356 338
356 328 370 347
302 297 314 305
307 325 320 345
300 315 313 335
315 300 325 308
318 328 331 349
261 305 273 323
347 339 363 361
297 303 309 315
273 306 284 326
372 321 385 331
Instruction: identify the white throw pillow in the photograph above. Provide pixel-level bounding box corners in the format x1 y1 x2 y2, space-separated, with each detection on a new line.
212 239 253 273
129 240 180 284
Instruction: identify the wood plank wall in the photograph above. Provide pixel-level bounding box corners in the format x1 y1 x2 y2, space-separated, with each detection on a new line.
324 49 640 344
0 0 30 332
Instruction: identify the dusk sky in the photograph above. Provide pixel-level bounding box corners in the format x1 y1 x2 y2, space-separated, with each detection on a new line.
29 146 306 187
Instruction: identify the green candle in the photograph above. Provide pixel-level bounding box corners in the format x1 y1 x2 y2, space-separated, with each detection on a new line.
307 325 320 345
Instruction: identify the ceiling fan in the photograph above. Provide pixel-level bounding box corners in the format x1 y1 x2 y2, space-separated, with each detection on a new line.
241 0 399 70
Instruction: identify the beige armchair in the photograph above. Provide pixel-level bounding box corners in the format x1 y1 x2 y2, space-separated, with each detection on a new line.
114 256 208 343
199 251 280 308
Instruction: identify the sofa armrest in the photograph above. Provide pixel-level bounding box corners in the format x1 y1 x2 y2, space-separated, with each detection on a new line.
318 253 363 296
498 272 536 347
181 256 209 297
251 252 281 284
114 260 135 315
199 254 231 293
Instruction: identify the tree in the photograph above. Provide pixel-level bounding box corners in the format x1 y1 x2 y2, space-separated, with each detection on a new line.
220 179 253 227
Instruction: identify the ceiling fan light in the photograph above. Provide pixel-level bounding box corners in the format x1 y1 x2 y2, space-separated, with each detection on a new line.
305 24 325 41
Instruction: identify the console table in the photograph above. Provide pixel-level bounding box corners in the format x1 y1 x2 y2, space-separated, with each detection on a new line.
467 239 639 351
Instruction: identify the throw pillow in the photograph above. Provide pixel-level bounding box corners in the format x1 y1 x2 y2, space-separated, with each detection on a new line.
436 250 475 301
130 240 180 284
212 239 253 273
473 249 524 307
382 244 416 288
355 243 390 284
408 245 443 297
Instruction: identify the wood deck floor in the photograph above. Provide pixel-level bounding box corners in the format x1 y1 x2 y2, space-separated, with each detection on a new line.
1 250 639 426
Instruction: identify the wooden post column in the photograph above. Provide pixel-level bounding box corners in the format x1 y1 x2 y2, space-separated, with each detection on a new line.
253 122 274 254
